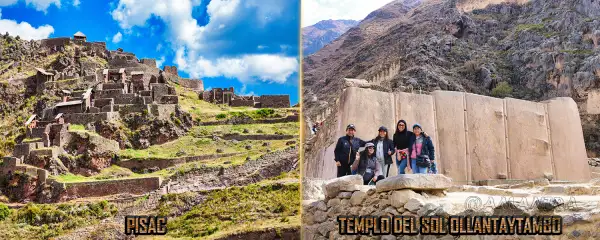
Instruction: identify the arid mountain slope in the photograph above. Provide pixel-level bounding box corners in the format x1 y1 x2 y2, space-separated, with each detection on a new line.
303 0 600 125
302 19 359 56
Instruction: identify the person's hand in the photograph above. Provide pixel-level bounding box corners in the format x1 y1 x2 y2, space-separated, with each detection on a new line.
423 131 428 137
388 149 392 155
335 161 341 167
372 176 377 182
356 152 360 160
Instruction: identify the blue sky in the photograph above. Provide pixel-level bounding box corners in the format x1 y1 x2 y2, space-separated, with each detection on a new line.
0 0 300 105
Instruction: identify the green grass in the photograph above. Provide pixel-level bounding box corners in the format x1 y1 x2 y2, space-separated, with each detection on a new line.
164 182 300 239
69 124 86 131
22 138 41 143
51 165 135 183
0 201 117 239
119 135 291 159
190 123 299 137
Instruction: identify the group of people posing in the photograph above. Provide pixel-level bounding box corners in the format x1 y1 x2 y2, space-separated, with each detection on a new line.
333 120 437 185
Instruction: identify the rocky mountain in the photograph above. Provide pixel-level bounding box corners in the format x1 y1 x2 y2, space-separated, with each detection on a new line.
303 0 600 153
302 19 359 56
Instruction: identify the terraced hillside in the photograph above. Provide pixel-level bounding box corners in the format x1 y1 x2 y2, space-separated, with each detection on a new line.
0 33 300 239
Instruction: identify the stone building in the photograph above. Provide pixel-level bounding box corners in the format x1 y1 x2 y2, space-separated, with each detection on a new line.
255 95 291 108
73 31 86 42
34 68 54 93
202 87 235 105
140 58 156 68
201 87 290 108
103 68 127 83
163 66 178 76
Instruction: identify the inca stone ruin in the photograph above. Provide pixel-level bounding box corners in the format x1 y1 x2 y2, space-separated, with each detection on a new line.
305 85 590 182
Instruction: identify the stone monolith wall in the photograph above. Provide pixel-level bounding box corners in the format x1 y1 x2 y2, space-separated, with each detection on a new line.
306 87 590 182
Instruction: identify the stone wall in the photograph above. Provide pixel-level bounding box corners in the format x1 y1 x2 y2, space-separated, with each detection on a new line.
178 78 204 91
150 104 176 120
96 89 124 99
159 95 178 104
305 87 590 182
62 177 161 199
63 112 120 125
56 104 83 115
231 98 255 107
93 98 113 109
257 95 291 108
163 66 178 76
303 174 454 240
40 38 71 50
140 58 156 68
116 153 239 171
114 104 150 115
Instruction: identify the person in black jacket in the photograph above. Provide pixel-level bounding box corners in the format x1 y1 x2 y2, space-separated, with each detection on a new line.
408 123 435 174
393 120 413 174
372 126 394 177
352 142 385 185
333 124 367 177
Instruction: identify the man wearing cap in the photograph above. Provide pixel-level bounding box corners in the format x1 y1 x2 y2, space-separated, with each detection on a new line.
333 124 367 177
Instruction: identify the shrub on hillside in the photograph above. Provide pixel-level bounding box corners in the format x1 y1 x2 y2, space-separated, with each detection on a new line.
491 81 513 98
0 203 10 221
255 108 275 118
216 113 227 119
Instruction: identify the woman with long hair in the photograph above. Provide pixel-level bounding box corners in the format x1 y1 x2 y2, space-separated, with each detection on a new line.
372 126 394 177
393 120 413 174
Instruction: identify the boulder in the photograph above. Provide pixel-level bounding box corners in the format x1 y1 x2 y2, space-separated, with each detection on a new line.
327 198 340 208
389 189 422 208
336 192 353 199
493 201 531 216
534 198 563 212
313 210 327 223
375 174 452 192
404 198 425 213
310 200 327 212
324 175 362 198
350 191 367 206
563 212 592 226
303 178 327 201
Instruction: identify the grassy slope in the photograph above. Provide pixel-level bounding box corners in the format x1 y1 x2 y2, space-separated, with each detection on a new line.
159 182 300 239
0 201 118 239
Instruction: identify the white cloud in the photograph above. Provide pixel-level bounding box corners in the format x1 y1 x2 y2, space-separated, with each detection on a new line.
238 85 255 96
0 9 54 40
73 0 79 7
111 0 298 84
301 0 394 27
0 0 60 12
176 49 298 84
156 56 165 68
26 0 61 12
112 31 122 43
257 45 267 50
156 43 162 51
0 0 18 6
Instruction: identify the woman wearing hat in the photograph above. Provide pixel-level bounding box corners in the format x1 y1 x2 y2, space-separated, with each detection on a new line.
371 126 394 177
352 142 385 185
408 123 435 174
